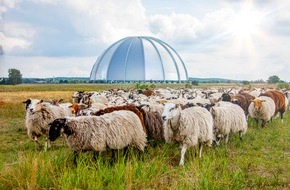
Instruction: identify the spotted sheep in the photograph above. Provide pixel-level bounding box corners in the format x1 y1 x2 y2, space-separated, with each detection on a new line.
23 98 72 150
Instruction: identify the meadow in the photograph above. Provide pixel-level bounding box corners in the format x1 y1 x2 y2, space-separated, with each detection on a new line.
0 84 289 190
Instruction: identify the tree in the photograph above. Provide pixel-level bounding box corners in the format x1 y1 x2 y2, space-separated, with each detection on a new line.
7 68 22 85
242 80 250 85
267 75 280 84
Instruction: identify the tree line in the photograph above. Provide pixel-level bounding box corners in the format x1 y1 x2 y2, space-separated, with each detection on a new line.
0 68 289 86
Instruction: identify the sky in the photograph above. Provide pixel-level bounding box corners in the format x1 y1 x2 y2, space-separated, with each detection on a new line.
1 0 290 81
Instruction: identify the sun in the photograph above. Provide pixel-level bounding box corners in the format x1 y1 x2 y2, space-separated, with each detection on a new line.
229 10 262 39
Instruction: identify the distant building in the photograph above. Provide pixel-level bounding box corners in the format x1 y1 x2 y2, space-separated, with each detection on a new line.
90 36 188 82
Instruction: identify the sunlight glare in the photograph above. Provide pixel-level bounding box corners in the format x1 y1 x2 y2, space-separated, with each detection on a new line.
230 10 262 38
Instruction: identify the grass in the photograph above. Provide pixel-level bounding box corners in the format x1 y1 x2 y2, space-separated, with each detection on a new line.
0 84 289 189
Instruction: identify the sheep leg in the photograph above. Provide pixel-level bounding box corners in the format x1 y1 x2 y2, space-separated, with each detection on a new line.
73 151 79 165
179 144 187 166
198 143 203 158
93 152 99 161
280 112 284 123
44 137 51 151
239 131 243 141
261 120 266 128
33 136 42 150
225 134 229 144
254 118 259 126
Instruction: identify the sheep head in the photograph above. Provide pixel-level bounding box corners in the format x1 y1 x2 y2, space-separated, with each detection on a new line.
23 99 43 113
48 118 71 141
162 103 180 121
251 99 266 111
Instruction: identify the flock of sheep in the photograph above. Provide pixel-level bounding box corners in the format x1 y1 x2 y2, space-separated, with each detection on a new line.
23 87 290 165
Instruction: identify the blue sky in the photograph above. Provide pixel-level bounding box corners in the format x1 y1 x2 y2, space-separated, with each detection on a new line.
1 0 290 81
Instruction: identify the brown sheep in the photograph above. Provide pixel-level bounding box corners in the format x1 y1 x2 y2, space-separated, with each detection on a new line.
231 92 255 116
92 104 146 133
139 106 164 144
259 90 286 119
141 89 155 97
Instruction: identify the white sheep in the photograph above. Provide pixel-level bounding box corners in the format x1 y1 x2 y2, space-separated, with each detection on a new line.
162 103 213 166
48 110 147 158
23 99 72 150
248 96 276 128
210 102 248 144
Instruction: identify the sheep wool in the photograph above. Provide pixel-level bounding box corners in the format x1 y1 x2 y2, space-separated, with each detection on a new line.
162 103 213 166
24 99 72 149
248 96 276 128
211 102 248 144
50 110 147 153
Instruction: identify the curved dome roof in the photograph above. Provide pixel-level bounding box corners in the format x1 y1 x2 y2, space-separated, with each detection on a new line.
90 36 188 82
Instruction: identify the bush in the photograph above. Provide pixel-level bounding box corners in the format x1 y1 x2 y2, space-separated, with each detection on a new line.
277 82 290 90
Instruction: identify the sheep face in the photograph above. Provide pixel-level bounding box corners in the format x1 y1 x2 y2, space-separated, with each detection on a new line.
252 99 266 111
162 103 179 120
23 99 43 113
48 118 67 141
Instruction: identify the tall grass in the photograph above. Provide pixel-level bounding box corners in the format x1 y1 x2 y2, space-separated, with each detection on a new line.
0 84 289 189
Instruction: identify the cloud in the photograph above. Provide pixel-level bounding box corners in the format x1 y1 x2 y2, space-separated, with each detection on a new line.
0 56 95 78
1 0 290 81
1 22 35 54
149 12 201 45
65 0 151 45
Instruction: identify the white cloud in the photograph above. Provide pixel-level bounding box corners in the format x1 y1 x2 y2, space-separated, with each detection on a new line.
0 56 96 78
1 22 35 54
149 12 201 45
65 0 151 45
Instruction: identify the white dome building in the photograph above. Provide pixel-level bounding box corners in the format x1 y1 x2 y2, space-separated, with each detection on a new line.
90 36 188 82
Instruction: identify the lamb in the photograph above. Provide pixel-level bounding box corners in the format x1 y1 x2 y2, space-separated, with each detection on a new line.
23 98 73 150
210 102 248 144
162 103 213 166
48 110 147 160
248 96 276 128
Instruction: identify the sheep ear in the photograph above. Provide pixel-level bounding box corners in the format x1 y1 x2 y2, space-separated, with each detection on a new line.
23 99 31 104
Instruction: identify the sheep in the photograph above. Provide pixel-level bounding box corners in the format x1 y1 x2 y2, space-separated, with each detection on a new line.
91 104 146 133
138 105 164 144
231 92 255 117
48 110 147 161
72 91 84 103
259 90 287 120
70 103 88 116
23 98 72 150
248 96 276 128
162 103 213 166
210 102 248 144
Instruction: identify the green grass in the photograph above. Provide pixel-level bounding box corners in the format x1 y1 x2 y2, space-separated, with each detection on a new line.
0 84 289 189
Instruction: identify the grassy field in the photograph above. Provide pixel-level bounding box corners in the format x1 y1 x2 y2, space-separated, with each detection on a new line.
0 84 289 189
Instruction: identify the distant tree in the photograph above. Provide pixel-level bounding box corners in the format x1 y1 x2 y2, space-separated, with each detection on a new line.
242 80 250 85
267 75 280 84
7 68 22 85
191 80 199 86
0 77 6 85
